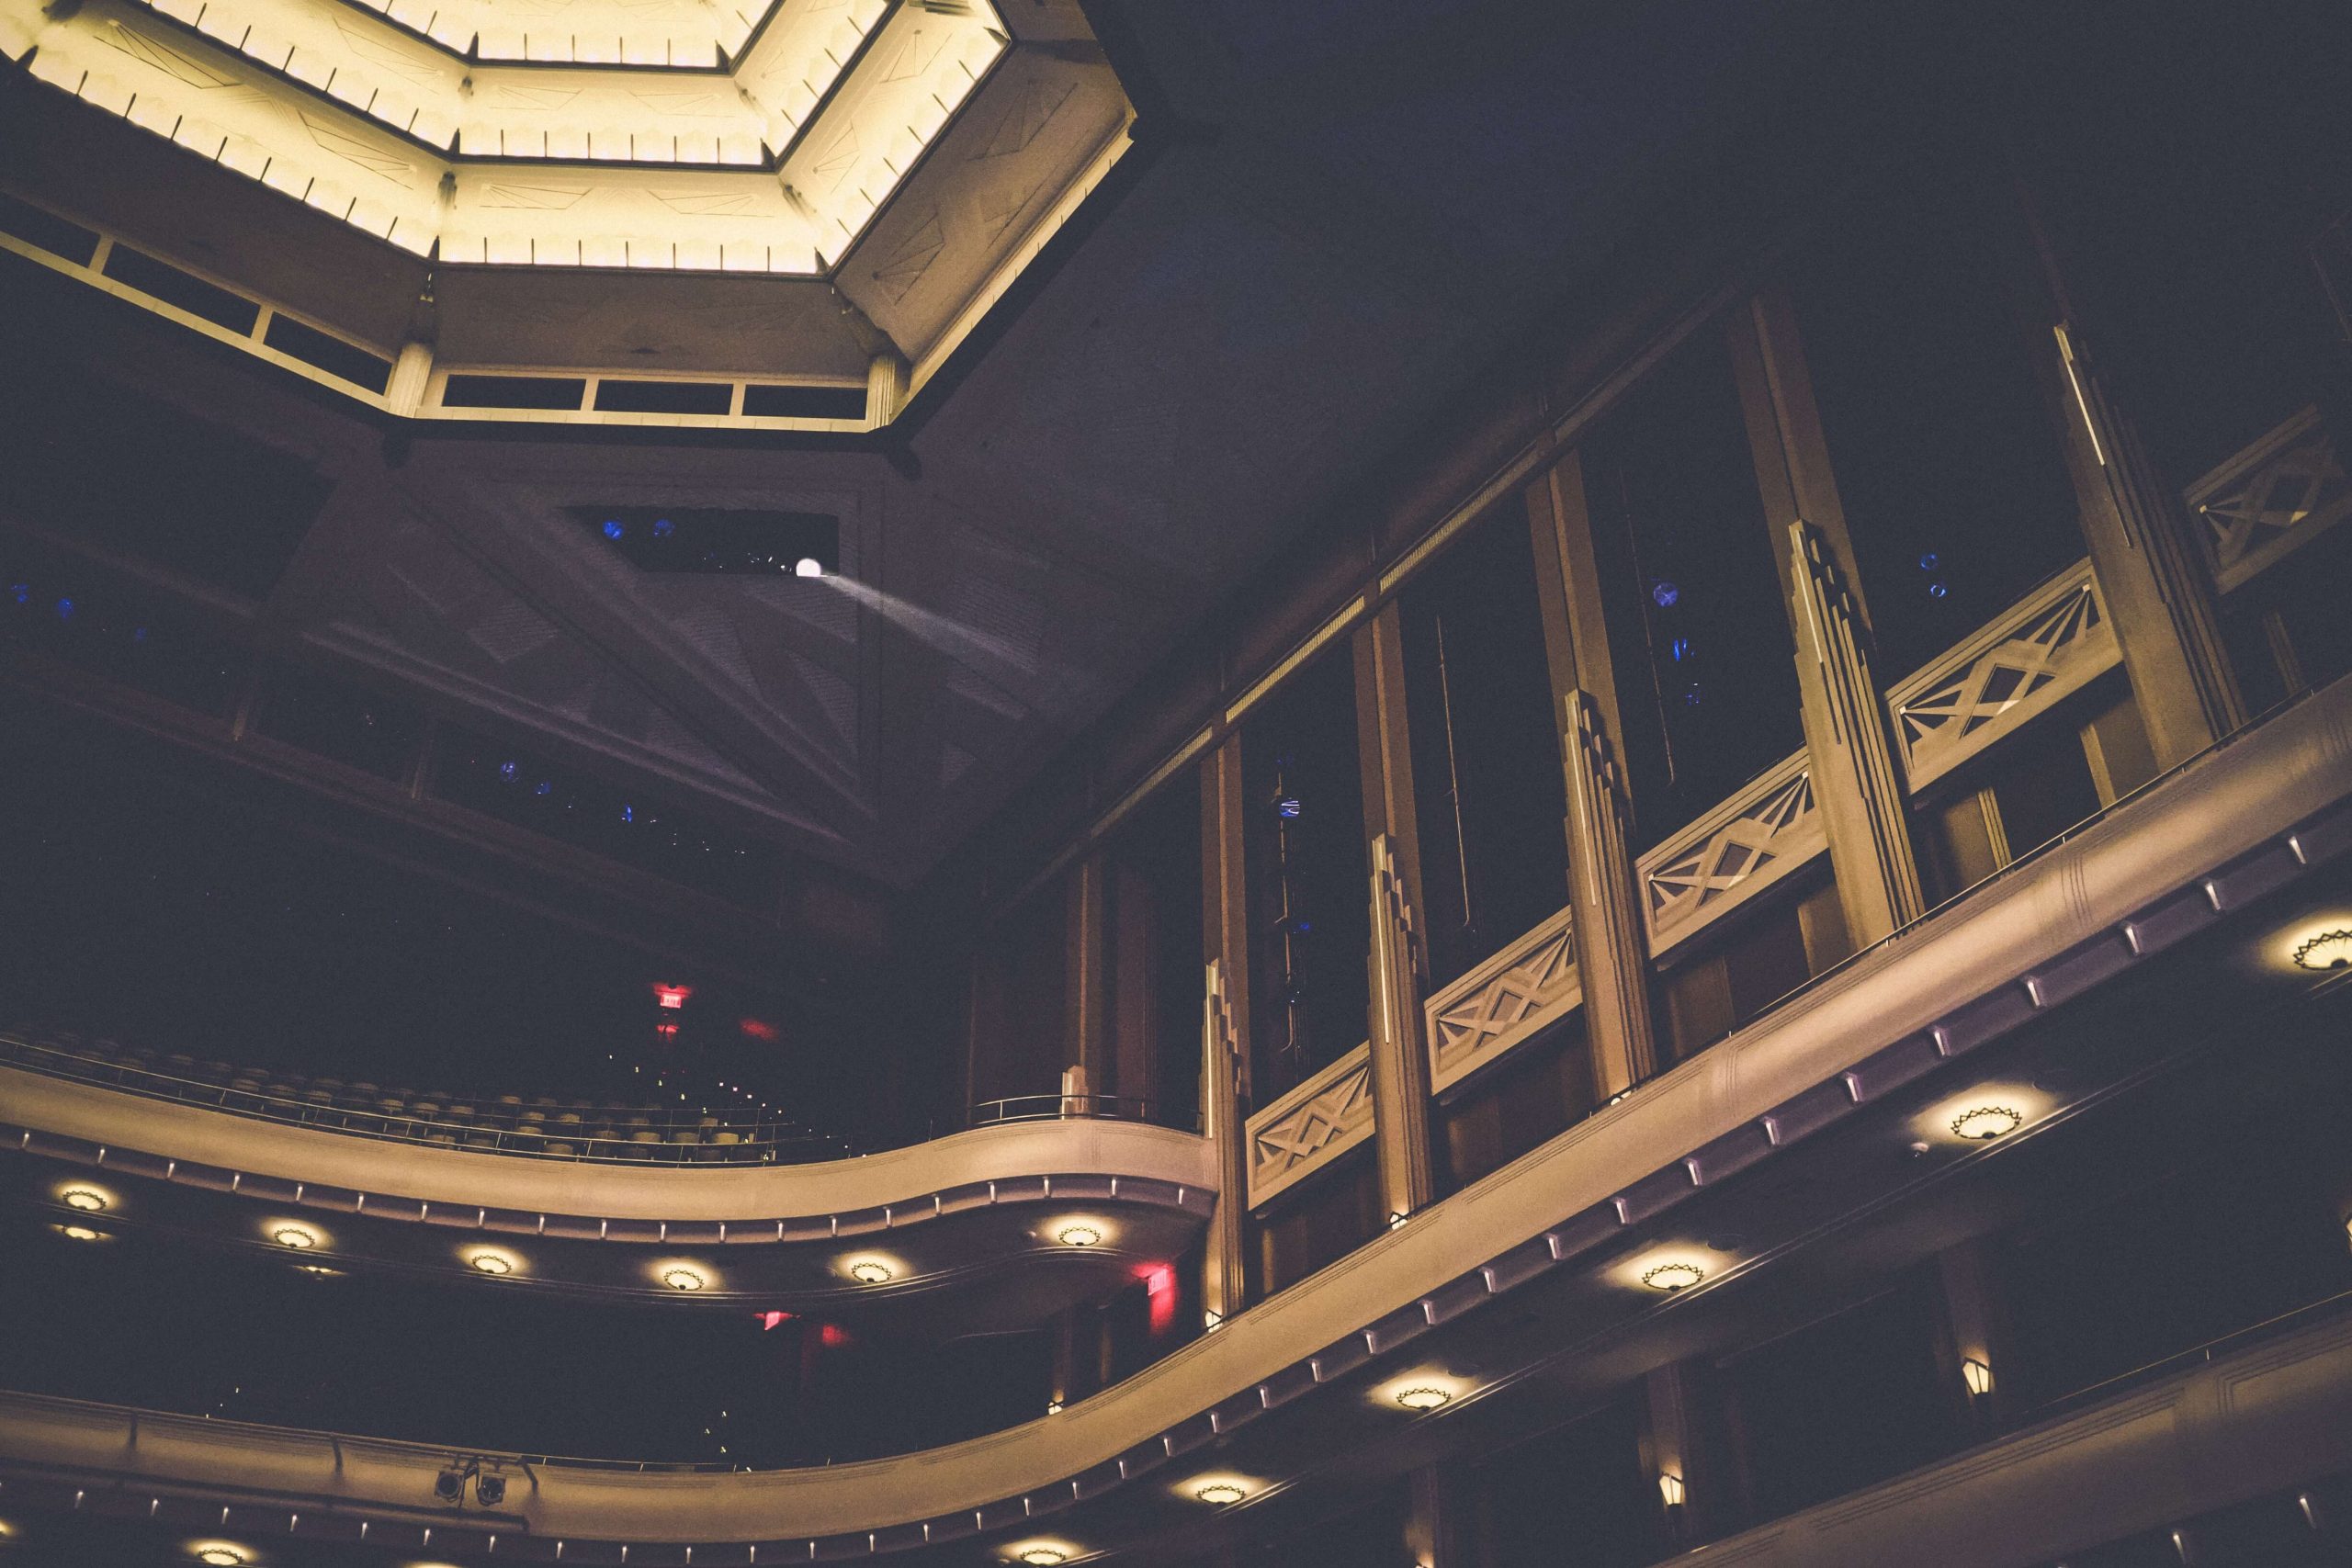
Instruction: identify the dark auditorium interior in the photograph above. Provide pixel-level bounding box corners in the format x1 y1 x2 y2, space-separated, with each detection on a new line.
3 3 2352 1567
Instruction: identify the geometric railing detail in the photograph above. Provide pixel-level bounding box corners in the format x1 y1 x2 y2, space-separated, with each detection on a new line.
1887 560 2118 794
1245 1042 1374 1209
2188 406 2351 593
1423 904 1579 1097
1639 750 1825 957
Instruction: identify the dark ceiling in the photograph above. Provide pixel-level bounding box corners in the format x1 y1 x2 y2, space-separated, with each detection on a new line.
1 0 1860 891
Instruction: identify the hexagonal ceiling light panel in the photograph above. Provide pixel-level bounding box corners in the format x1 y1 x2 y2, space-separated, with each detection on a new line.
0 0 1134 427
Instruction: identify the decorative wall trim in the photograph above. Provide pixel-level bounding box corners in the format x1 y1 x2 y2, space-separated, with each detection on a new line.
1638 750 1826 957
1886 559 2120 794
1245 1042 1374 1208
2188 405 2351 593
1423 903 1580 1097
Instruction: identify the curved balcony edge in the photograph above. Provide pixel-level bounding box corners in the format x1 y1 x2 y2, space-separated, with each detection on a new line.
0 1075 1218 1228
0 679 2343 1555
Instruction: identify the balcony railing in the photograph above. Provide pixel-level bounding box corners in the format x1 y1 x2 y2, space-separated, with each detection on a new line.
0 1032 851 1167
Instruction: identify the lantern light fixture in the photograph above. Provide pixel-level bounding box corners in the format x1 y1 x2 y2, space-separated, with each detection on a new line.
1658 1472 1686 1509
1962 1358 1995 1398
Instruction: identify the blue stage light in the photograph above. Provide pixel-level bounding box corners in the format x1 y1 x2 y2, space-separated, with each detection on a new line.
1669 637 1690 662
652 517 675 537
1652 580 1679 609
603 519 626 540
499 760 519 782
55 598 74 620
1928 581 1949 600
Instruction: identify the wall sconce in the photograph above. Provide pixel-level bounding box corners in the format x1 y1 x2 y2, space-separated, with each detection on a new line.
1657 1472 1686 1509
1962 1358 1995 1398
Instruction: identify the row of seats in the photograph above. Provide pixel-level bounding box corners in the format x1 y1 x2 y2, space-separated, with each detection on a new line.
3 1028 849 1164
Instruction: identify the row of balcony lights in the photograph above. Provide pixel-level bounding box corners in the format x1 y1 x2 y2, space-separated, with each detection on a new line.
41 919 2352 1565
51 1184 1121 1293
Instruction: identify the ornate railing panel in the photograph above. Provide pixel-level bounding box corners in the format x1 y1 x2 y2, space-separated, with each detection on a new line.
1421 904 1580 1097
1638 750 1826 957
1244 1042 1374 1208
2188 405 2350 593
1886 559 2119 794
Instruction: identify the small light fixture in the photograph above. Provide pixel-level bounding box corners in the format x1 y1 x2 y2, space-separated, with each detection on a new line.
661 1267 707 1292
1657 1472 1686 1509
845 1258 893 1284
1203 1309 1224 1332
794 557 824 579
1950 1106 2022 1142
467 1251 514 1276
1046 1398 1064 1415
1642 1261 1706 1292
1013 1547 1069 1566
60 1186 109 1213
1394 1386 1452 1411
1962 1358 1995 1398
1387 1211 1410 1231
191 1546 250 1566
272 1224 320 1250
2291 929 2352 972
59 1224 104 1242
294 1264 342 1278
1193 1481 1249 1506
1054 1224 1102 1248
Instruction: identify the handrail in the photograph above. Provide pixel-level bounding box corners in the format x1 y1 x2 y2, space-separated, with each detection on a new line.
959 1092 1179 1130
0 1034 852 1167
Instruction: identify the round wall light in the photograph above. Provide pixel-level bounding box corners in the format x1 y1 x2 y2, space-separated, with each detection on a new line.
2291 929 2352 972
1054 1224 1103 1248
188 1544 250 1566
1393 1385 1452 1411
1193 1481 1250 1506
794 558 824 579
270 1224 320 1250
466 1250 515 1276
844 1258 894 1285
1642 1261 1706 1292
1950 1106 2022 1142
1012 1546 1069 1566
58 1224 104 1242
294 1264 343 1278
59 1185 110 1213
660 1267 707 1292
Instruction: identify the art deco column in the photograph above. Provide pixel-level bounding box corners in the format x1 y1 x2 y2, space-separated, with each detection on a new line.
1065 852 1110 1106
1729 294 1927 945
1357 608 1439 1221
1366 831 1436 1219
1559 690 1658 1096
1643 1361 1716 1545
2044 319 2245 766
1525 453 1659 1095
1198 739 1252 1324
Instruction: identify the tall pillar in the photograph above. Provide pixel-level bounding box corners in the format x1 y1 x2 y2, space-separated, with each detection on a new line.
1368 833 1436 1219
1784 517 1928 942
2046 320 2245 765
1938 1238 2009 1429
1642 1360 1716 1546
1560 691 1657 1094
1199 739 1252 1324
1405 1463 1468 1568
1525 454 1659 1094
1728 294 1927 945
1066 852 1110 1103
1356 608 1438 1219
